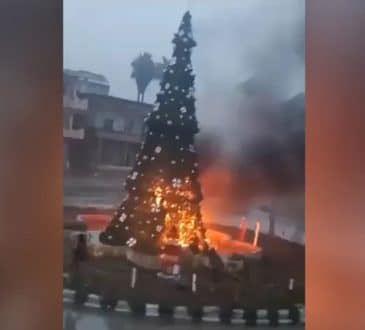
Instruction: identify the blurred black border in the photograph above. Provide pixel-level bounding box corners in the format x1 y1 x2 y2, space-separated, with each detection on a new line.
0 1 63 329
306 1 365 328
0 1 364 329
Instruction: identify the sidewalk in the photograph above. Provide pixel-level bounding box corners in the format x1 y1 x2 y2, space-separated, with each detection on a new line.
64 172 127 189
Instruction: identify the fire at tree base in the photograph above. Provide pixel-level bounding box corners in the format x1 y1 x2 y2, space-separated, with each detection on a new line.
123 229 263 275
75 213 262 275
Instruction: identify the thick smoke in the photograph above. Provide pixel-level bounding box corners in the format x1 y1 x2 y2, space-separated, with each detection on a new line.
193 0 304 152
190 1 305 228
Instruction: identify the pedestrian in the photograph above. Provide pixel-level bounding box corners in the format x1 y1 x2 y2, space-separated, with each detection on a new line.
72 233 88 272
207 247 225 290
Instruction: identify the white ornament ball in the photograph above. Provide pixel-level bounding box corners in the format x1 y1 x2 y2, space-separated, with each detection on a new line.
119 213 127 222
126 237 137 247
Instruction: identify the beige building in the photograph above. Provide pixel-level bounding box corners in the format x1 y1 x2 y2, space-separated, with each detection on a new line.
63 68 151 172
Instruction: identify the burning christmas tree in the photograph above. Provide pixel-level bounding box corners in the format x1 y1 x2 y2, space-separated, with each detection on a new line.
100 11 206 254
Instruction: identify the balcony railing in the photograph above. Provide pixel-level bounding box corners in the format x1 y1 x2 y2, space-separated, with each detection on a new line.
96 129 142 143
63 128 85 140
63 95 88 110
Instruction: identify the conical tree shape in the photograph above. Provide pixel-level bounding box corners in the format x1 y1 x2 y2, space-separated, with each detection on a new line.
100 11 206 254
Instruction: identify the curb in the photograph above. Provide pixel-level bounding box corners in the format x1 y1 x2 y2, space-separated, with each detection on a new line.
63 202 116 209
63 288 305 325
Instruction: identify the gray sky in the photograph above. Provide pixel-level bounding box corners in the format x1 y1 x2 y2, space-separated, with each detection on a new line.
64 0 304 104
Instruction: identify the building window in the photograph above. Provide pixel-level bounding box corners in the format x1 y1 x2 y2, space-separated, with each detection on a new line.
132 122 141 135
101 140 123 166
103 118 114 131
126 120 134 134
126 144 138 166
72 113 84 129
125 120 141 135
113 117 125 132
63 114 70 129
99 141 137 167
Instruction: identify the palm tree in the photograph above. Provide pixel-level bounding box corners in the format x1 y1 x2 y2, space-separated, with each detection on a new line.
131 53 169 102
131 52 155 102
153 56 169 80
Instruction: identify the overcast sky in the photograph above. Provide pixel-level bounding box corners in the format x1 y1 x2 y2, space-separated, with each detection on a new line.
64 0 304 104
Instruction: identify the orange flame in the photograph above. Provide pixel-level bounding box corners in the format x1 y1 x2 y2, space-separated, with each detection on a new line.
148 177 206 248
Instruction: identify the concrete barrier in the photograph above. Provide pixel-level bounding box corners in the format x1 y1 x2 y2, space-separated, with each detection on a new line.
63 288 305 325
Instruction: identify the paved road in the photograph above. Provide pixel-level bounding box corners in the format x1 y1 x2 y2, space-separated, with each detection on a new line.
63 303 304 330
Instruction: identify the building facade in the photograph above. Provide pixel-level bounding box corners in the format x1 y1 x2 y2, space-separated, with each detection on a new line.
82 94 151 171
63 70 91 170
64 69 110 96
63 69 151 172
